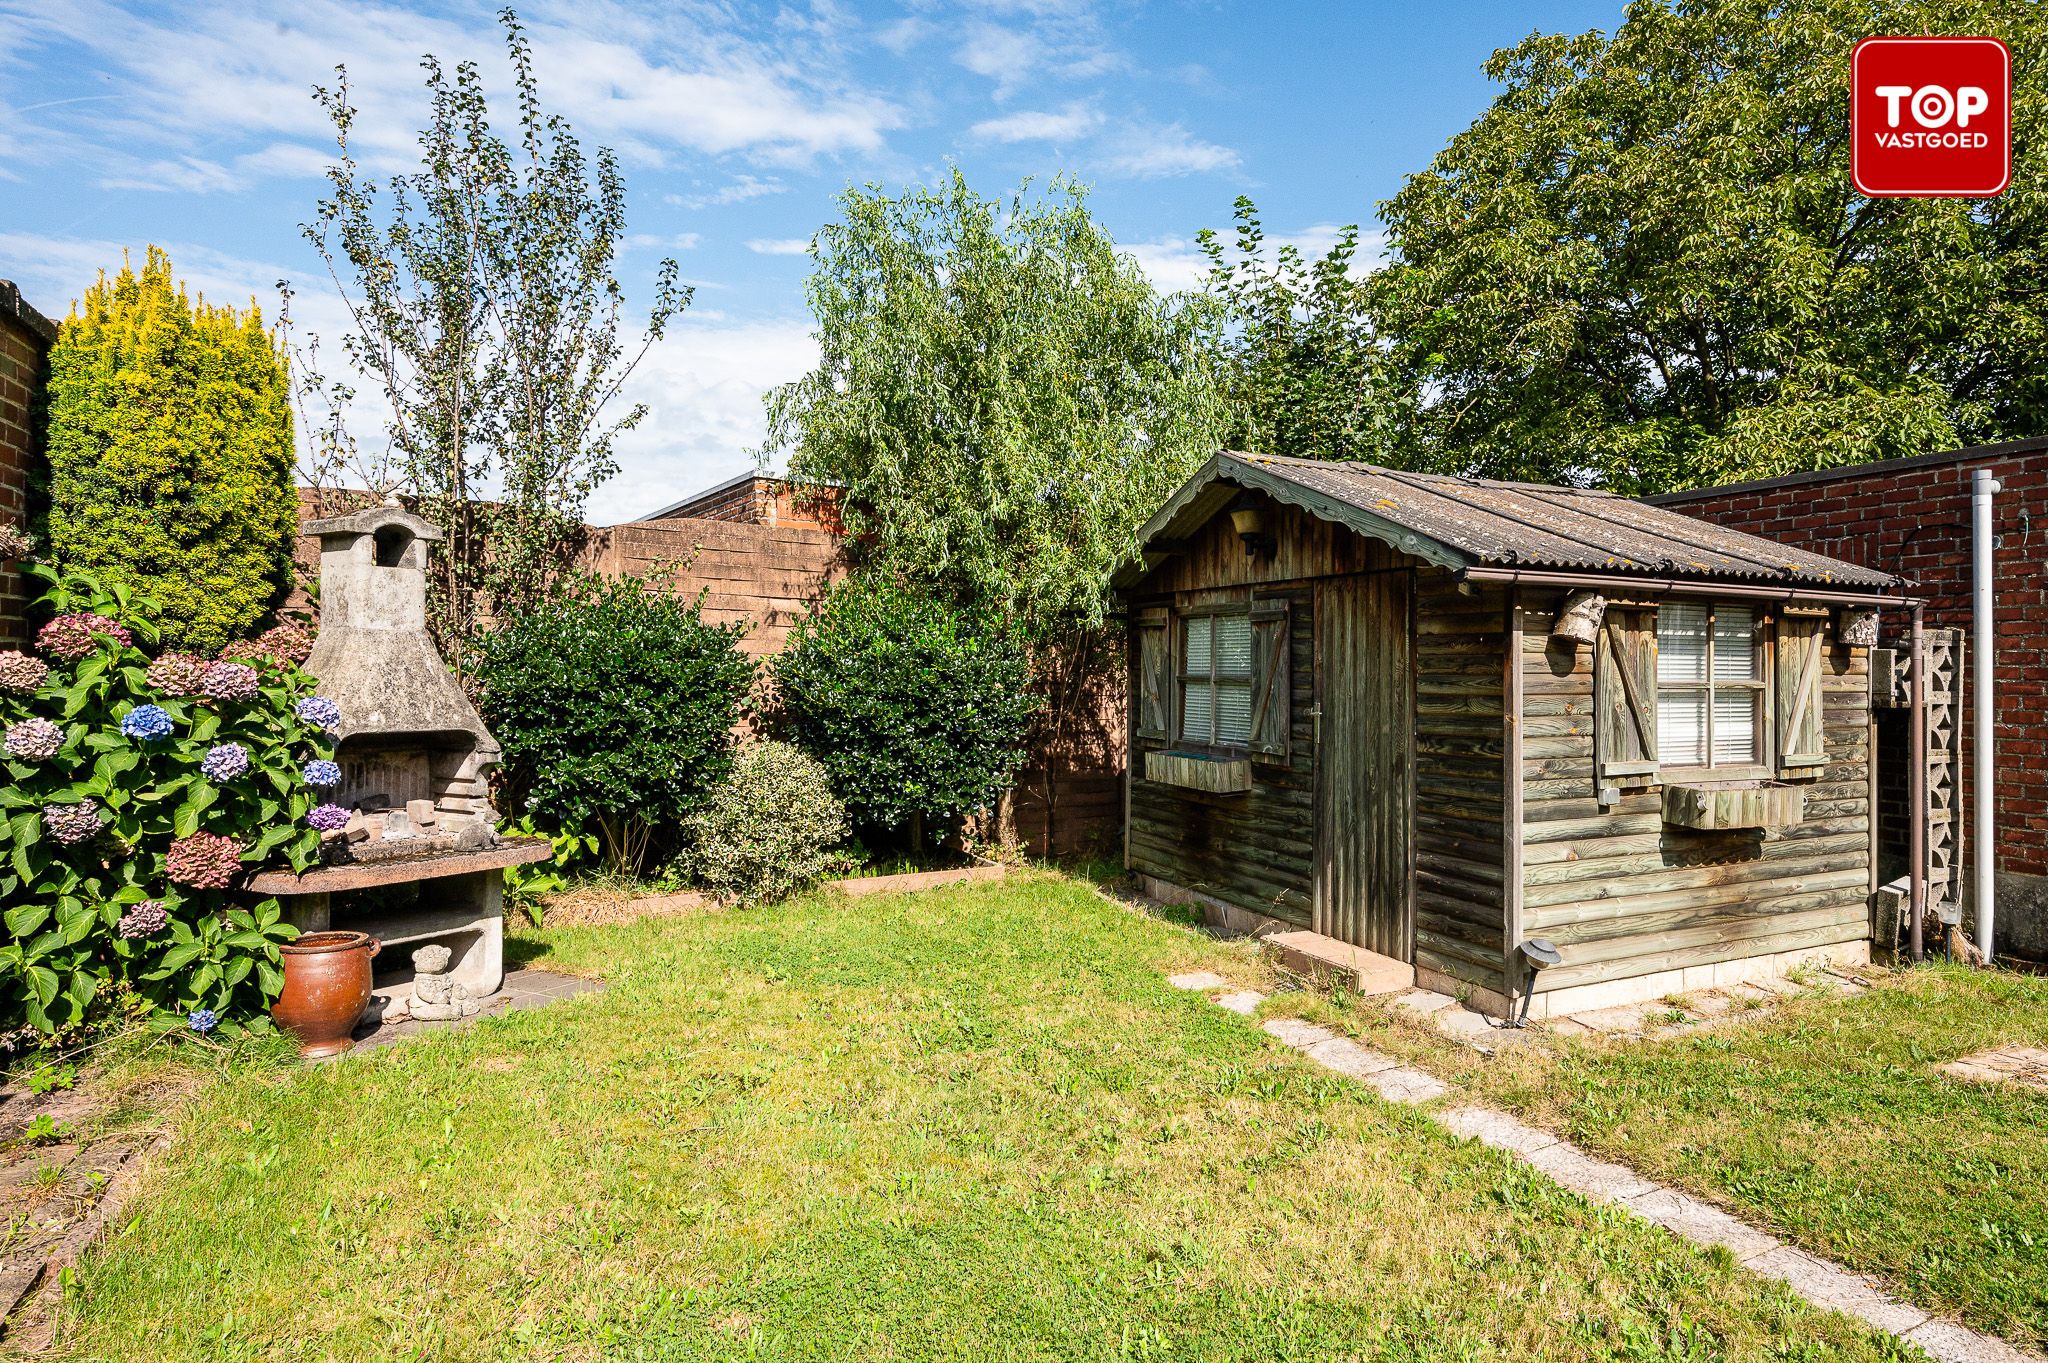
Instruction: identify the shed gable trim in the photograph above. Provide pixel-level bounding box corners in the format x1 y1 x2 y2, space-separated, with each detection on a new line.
1115 454 1471 588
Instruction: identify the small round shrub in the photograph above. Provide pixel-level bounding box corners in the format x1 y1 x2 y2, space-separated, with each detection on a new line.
679 741 849 905
476 572 755 874
770 578 1040 840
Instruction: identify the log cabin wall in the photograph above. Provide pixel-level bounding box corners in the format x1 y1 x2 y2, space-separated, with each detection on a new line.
1514 586 1874 1008
1125 497 1386 925
1411 572 1512 998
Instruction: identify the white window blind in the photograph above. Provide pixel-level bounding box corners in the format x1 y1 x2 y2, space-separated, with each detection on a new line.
1656 601 1762 771
1179 611 1256 746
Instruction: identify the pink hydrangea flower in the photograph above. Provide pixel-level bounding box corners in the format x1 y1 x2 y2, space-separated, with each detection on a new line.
146 652 209 696
165 831 242 889
199 662 260 703
38 613 131 662
0 650 46 693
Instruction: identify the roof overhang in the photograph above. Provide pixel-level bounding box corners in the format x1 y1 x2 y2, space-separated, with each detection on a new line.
1112 452 1472 589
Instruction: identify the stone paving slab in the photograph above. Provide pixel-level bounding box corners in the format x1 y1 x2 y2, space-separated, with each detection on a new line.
1907 1317 2042 1363
1301 1036 1398 1079
1519 1140 1659 1203
1746 1246 1931 1336
1942 1045 2048 1092
1365 1066 1451 1103
1260 1017 1336 1048
1439 1105 1560 1156
352 968 605 1052
1167 971 1229 991
1213 990 1264 1016
1392 990 1457 1015
1626 1187 1780 1261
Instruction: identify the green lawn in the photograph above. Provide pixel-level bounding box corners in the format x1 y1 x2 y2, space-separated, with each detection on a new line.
1303 963 2048 1350
49 872 1906 1361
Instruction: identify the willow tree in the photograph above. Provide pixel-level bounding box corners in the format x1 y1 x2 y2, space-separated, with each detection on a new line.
1369 0 2048 492
764 172 1229 842
300 8 685 674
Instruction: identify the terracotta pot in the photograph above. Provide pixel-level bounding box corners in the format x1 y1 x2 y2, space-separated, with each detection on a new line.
273 931 380 1058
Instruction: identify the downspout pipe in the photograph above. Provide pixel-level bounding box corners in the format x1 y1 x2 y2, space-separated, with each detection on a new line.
1910 604 1927 964
1974 468 2002 962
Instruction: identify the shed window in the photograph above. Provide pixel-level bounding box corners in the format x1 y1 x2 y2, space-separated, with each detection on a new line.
1656 602 1764 769
1180 612 1255 746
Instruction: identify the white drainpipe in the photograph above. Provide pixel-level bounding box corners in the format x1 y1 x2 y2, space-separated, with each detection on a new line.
1973 468 2001 961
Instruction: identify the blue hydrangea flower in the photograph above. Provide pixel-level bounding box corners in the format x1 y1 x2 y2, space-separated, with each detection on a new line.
121 704 174 743
199 742 250 781
303 758 342 788
294 696 343 732
187 1009 218 1034
306 802 351 833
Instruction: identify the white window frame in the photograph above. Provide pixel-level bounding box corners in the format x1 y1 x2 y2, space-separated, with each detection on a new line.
1655 600 1772 778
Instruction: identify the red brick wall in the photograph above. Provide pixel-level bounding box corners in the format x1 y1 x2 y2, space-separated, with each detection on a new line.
0 282 56 648
1651 439 2048 887
648 475 842 534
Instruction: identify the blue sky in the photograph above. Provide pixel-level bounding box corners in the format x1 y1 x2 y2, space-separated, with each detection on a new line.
0 0 1623 522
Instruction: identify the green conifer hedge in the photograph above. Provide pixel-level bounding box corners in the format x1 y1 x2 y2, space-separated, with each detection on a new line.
45 248 298 654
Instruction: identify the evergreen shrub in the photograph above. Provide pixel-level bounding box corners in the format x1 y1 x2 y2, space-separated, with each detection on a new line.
45 247 298 655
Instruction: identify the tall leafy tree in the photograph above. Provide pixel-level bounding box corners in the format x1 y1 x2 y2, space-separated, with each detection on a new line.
45 247 298 654
1370 0 2048 492
764 171 1228 842
301 7 685 674
1198 198 1396 462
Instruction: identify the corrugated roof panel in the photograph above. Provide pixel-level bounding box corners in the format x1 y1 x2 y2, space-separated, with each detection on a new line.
1212 452 1900 590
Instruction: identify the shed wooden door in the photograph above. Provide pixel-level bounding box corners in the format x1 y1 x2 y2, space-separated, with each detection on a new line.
1314 573 1413 959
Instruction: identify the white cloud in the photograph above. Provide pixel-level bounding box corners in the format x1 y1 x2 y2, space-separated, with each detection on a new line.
1098 122 1239 178
0 0 904 189
665 174 787 209
594 317 820 524
746 238 813 256
624 232 702 251
1122 236 1211 293
95 155 242 194
1123 225 1387 295
969 102 1099 143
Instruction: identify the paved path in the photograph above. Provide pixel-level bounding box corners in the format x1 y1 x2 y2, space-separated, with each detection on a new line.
1164 972 2040 1363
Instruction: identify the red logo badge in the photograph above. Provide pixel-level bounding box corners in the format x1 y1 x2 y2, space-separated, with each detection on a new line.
1852 37 2010 197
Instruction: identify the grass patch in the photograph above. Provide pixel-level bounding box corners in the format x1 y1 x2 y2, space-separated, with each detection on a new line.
1312 964 2048 1349
48 873 1905 1360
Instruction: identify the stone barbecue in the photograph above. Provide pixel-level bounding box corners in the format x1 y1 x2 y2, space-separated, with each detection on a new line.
245 505 548 1021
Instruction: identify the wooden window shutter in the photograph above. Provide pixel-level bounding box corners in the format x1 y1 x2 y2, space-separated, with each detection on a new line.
1597 608 1659 779
1135 607 1170 741
1247 598 1291 761
1775 614 1827 770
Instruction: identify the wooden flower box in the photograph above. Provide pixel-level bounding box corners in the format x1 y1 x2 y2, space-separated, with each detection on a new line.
1662 780 1805 832
1145 750 1252 794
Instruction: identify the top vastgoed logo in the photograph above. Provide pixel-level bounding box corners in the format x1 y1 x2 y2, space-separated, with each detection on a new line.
1851 36 2011 198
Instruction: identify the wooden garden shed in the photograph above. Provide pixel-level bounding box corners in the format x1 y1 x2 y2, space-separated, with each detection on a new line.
1117 452 1915 1018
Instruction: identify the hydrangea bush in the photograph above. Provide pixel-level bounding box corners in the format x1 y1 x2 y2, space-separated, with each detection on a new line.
0 562 340 1035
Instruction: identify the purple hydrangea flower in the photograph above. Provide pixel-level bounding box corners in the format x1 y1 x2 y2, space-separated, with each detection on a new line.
121 704 174 742
5 717 62 762
302 759 342 788
187 1009 218 1034
307 802 351 833
199 742 249 781
117 899 169 939
294 696 343 732
199 662 260 703
0 650 47 693
42 800 103 846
